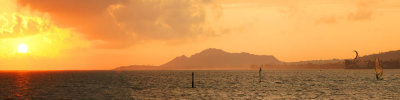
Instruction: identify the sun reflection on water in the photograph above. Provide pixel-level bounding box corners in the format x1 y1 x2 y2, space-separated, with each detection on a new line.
11 72 32 99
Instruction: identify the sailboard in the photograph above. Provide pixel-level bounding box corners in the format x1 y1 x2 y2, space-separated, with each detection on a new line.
375 58 383 80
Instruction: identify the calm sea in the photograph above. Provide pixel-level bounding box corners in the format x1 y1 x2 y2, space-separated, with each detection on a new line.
0 70 399 99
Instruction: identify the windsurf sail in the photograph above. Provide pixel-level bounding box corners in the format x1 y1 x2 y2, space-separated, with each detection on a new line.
375 58 383 80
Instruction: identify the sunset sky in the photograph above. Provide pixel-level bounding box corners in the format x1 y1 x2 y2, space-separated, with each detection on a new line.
1 0 400 70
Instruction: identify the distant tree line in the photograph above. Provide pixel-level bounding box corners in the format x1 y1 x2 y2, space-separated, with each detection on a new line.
345 59 400 69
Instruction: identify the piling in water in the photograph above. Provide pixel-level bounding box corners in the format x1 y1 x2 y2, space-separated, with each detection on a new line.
259 67 262 83
192 72 194 88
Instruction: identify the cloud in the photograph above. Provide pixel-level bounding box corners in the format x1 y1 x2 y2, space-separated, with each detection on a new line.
17 0 221 48
348 10 372 20
0 13 50 39
347 0 381 21
315 15 336 24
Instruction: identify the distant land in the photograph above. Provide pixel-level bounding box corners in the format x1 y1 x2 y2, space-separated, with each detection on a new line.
345 50 400 69
114 48 400 70
113 65 161 70
161 48 281 70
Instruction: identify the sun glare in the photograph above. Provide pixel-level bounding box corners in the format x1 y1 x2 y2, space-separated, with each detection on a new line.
17 43 28 53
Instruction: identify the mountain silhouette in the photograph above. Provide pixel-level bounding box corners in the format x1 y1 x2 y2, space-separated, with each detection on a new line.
358 50 400 61
113 65 160 70
160 48 281 69
344 50 400 69
114 49 400 70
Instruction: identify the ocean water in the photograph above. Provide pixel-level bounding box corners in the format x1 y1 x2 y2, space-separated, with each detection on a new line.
0 70 399 99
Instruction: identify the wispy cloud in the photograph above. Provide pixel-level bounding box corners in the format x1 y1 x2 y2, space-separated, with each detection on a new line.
316 15 336 24
347 0 380 21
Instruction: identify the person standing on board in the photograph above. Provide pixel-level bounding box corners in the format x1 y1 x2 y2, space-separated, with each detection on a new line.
375 58 383 80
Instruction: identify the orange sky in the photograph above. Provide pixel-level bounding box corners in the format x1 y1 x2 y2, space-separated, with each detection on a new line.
1 0 400 70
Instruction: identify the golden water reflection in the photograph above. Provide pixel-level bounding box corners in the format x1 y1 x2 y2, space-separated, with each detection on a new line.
11 72 32 99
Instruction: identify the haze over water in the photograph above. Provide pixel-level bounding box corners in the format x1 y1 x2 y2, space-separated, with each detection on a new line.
1 69 399 99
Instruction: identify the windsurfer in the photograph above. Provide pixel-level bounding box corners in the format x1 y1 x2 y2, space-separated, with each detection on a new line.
375 58 383 80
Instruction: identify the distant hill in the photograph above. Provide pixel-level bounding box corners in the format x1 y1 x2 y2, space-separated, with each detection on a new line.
160 48 282 69
113 65 160 70
114 48 282 70
345 50 400 69
281 59 345 69
114 49 400 70
287 59 343 65
358 50 400 61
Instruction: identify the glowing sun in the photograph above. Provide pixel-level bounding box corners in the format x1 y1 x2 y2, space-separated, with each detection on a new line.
17 43 28 53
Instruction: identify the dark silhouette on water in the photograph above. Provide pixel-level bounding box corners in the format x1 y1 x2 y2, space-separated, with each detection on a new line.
259 66 262 83
192 72 194 88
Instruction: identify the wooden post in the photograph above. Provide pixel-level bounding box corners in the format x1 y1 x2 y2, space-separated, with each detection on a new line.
192 72 194 88
259 66 262 83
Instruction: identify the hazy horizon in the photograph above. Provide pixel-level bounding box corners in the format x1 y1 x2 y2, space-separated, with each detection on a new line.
1 0 400 70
